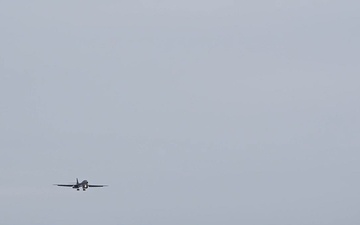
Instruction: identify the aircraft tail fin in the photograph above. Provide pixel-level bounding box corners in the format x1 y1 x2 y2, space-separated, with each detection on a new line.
76 178 79 185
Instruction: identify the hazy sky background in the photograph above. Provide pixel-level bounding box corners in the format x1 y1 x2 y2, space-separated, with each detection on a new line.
1 0 360 224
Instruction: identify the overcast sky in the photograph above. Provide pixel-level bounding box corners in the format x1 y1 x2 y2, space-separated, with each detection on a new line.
1 1 360 224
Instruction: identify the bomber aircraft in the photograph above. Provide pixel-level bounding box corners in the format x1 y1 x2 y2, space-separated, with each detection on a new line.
54 178 108 191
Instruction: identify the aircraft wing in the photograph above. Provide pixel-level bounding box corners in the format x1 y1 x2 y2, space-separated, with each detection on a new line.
88 184 108 187
54 184 73 187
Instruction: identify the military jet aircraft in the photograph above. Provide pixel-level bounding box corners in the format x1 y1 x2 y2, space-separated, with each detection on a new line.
54 178 108 191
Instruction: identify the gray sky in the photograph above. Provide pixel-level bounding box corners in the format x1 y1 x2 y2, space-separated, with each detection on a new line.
1 0 360 224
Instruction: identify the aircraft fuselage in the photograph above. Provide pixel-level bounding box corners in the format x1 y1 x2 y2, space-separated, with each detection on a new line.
73 180 89 191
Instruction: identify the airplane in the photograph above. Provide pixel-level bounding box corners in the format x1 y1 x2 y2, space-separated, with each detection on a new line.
54 178 108 191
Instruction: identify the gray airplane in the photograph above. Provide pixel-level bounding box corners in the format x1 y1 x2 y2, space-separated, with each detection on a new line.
54 178 108 191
